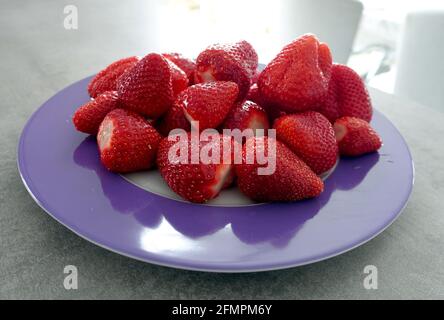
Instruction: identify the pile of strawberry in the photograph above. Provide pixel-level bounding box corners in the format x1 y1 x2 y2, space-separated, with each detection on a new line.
73 34 382 203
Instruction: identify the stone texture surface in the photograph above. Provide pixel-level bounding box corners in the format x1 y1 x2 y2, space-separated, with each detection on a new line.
1 0 444 299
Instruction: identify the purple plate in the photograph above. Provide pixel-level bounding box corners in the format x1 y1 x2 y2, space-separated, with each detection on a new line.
18 76 414 272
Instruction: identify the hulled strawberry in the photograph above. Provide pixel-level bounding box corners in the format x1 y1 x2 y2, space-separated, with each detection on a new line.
195 40 258 100
274 112 338 175
319 64 372 123
235 136 324 202
334 117 382 156
179 81 239 130
222 100 270 135
258 34 332 113
162 52 196 84
97 108 162 173
157 103 191 136
88 56 139 98
73 91 120 135
156 132 234 203
166 59 189 95
117 53 174 119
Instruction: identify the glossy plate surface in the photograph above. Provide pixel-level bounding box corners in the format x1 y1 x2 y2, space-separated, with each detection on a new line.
18 76 414 272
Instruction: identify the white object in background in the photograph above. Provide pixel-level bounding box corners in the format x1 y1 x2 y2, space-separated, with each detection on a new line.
368 68 397 94
278 0 363 64
395 10 444 111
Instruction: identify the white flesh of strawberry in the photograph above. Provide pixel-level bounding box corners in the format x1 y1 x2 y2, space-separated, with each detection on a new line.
198 68 216 82
97 119 114 151
249 114 267 131
333 123 347 142
183 108 199 130
209 164 233 196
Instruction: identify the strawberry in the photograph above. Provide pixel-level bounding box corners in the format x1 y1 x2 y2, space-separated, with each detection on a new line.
251 69 261 84
246 83 265 106
319 64 372 123
166 59 189 95
246 84 286 123
88 56 139 98
273 111 338 175
162 52 196 84
117 53 174 119
73 91 120 135
235 136 324 202
195 40 258 100
258 34 332 113
334 117 382 156
179 81 239 130
97 108 162 173
318 42 333 80
318 75 341 123
157 103 191 136
156 132 234 203
222 100 270 135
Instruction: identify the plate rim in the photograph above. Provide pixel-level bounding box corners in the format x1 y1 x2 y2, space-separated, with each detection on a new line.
17 76 415 273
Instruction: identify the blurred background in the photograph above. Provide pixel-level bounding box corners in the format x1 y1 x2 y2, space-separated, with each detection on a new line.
3 0 444 111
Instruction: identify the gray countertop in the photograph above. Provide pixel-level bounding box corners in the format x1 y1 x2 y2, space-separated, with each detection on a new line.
1 0 444 299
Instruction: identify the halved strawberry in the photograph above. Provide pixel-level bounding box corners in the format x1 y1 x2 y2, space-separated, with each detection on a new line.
235 136 324 202
162 52 196 84
166 59 189 95
274 111 338 175
156 103 191 136
117 53 174 119
222 100 270 135
97 108 162 173
179 81 239 130
334 117 382 156
156 132 234 203
319 64 372 123
88 56 139 98
195 40 258 100
73 91 120 135
258 34 332 113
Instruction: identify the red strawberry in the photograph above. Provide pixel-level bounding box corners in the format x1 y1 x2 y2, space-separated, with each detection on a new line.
88 56 139 98
318 42 333 80
117 53 174 119
73 91 120 135
258 34 332 113
318 75 341 123
246 84 286 123
320 64 372 123
166 59 189 95
222 100 270 135
334 64 372 122
195 40 258 100
334 117 382 156
157 103 191 136
156 132 234 203
274 112 338 175
179 81 239 130
162 52 196 84
251 69 261 84
235 136 324 202
246 84 265 105
97 109 162 173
